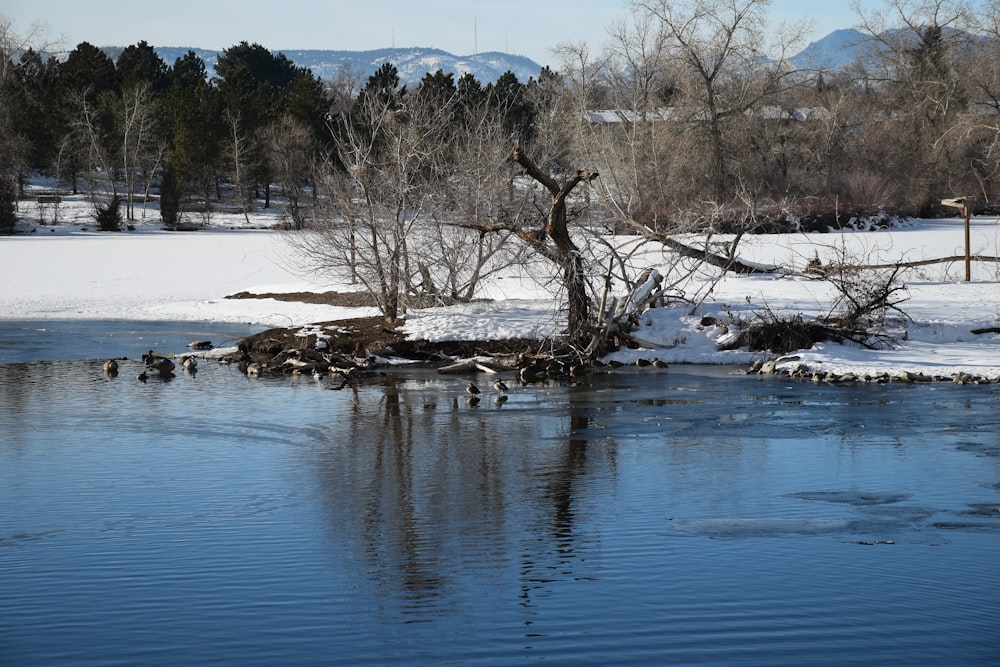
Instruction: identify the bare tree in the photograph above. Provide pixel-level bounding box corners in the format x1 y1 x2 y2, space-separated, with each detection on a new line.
117 82 163 221
631 0 806 200
266 117 316 230
955 0 1000 203
505 148 599 343
0 14 58 192
61 88 120 223
431 104 533 303
224 107 253 225
0 13 57 87
289 84 456 322
852 0 978 212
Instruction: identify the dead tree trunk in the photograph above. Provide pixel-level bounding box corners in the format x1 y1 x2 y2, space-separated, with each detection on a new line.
510 148 598 345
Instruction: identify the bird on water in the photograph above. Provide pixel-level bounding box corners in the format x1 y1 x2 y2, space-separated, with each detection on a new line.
466 382 481 396
493 379 509 394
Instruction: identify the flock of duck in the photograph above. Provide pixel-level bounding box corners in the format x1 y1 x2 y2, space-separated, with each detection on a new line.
100 345 669 406
101 350 521 407
462 378 510 406
101 350 199 383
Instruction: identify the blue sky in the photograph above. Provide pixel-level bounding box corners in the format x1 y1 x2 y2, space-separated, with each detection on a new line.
7 1 880 66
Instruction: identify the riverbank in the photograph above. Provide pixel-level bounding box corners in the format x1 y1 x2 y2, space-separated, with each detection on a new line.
3 204 1000 379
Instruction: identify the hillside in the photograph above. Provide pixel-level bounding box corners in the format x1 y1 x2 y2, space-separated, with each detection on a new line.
790 29 870 70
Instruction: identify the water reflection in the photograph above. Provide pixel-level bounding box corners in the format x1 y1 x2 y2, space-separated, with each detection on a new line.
3 355 1000 666
311 376 623 616
307 368 1000 617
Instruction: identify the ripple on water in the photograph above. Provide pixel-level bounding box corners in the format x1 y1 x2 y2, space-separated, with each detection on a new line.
2 356 1000 666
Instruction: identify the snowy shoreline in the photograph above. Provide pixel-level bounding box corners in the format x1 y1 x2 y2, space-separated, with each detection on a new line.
3 203 1000 381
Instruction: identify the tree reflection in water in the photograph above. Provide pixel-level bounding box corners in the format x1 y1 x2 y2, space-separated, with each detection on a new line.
313 376 618 616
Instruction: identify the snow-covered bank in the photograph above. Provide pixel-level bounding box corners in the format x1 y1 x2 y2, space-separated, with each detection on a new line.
0 226 374 327
3 205 1000 378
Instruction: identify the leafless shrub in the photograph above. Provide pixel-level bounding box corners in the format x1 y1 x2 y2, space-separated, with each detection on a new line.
722 236 911 354
835 170 903 216
718 308 837 354
821 261 910 330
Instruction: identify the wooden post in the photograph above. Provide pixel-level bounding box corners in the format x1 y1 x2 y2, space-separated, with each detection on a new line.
964 205 971 282
941 197 973 282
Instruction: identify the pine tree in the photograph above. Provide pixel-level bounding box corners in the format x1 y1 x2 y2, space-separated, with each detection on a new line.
0 174 17 233
159 167 180 228
94 195 122 231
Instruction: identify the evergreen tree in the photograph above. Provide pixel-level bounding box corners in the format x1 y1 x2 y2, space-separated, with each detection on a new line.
94 194 122 231
116 41 168 93
60 42 118 105
163 51 223 208
58 43 120 192
214 42 299 208
456 72 487 129
285 66 331 152
341 62 406 175
359 62 405 109
0 173 17 232
415 69 457 111
11 49 63 175
486 71 534 143
159 165 180 227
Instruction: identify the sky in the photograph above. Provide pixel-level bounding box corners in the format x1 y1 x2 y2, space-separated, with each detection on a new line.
6 0 883 68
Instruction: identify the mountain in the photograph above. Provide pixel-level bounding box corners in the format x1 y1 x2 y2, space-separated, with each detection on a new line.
789 26 991 72
281 48 544 85
790 29 873 71
119 27 985 86
148 46 544 85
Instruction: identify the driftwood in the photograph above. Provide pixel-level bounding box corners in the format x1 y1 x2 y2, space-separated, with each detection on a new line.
583 268 673 357
660 237 777 275
437 358 500 374
623 332 677 350
615 211 779 276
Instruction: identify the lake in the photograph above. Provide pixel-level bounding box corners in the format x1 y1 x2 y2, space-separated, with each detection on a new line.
1 321 999 666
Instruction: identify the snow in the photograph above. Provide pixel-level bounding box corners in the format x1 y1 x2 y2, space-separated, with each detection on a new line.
4 189 1000 377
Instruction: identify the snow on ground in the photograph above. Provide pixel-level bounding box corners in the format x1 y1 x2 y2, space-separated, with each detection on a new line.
4 188 1000 376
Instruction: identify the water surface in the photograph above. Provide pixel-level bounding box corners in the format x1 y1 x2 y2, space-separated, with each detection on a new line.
0 319 260 364
1 322 999 666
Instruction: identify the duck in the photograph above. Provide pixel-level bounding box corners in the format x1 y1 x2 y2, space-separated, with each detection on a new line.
137 371 148 383
182 357 198 371
143 350 175 376
466 381 481 397
150 358 175 376
102 359 119 375
493 378 509 394
518 364 545 384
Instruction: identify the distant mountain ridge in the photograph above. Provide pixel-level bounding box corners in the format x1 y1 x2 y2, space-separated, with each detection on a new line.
790 29 870 70
790 26 990 71
114 28 978 86
147 46 545 85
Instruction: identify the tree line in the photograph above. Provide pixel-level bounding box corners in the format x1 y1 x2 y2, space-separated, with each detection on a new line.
0 27 550 226
2 0 1000 347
